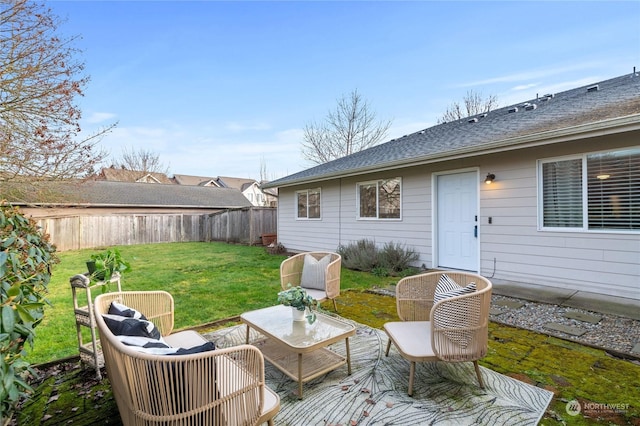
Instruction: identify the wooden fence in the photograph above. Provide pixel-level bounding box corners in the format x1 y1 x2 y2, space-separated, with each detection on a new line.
37 207 277 251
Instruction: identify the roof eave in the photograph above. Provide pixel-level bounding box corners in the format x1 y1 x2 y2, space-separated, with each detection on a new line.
265 114 640 189
11 202 248 209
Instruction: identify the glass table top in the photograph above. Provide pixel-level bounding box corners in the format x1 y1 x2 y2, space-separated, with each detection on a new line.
241 305 355 349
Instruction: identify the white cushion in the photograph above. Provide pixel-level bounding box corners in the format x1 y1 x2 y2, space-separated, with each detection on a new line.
300 254 331 291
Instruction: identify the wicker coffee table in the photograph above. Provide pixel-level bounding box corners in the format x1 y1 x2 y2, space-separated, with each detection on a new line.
241 305 356 399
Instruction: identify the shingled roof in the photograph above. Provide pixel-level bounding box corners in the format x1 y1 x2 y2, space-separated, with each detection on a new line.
6 180 252 209
98 168 174 184
264 72 640 189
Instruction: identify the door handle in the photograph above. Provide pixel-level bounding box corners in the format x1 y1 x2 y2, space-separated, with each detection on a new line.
474 225 478 238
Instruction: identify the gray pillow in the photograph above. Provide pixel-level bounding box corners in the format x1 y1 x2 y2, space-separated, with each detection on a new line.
300 254 331 291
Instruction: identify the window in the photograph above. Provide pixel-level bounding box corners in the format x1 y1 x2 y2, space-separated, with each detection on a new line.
296 188 321 219
357 177 401 219
539 148 640 231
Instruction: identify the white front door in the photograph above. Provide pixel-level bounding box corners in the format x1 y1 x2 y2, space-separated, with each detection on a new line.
436 171 478 271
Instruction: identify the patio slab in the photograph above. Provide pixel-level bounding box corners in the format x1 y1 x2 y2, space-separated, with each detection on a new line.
490 308 507 316
543 322 587 337
564 311 602 324
494 300 525 309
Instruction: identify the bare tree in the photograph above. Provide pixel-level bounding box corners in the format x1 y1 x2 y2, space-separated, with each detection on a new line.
436 90 499 124
302 89 392 165
113 147 170 175
259 156 268 182
0 0 113 185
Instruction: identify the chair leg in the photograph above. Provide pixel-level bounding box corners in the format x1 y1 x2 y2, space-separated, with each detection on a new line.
473 361 485 389
385 339 392 356
332 298 338 312
268 419 274 426
408 361 416 396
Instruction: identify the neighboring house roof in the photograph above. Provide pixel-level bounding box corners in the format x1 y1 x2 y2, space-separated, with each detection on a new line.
173 174 222 187
217 176 259 192
99 168 174 184
264 73 640 189
7 180 252 209
261 186 278 198
172 174 260 191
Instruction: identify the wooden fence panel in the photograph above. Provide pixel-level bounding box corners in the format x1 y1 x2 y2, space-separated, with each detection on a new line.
35 207 277 251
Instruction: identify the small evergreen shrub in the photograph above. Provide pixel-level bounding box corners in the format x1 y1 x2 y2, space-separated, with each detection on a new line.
337 239 378 272
378 241 420 274
338 239 419 276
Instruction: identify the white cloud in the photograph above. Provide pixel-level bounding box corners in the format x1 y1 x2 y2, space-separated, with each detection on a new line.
224 121 272 132
85 112 118 124
512 83 538 91
457 63 602 87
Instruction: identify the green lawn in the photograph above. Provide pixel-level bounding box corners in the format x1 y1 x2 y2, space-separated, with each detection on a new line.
27 241 396 364
19 241 640 424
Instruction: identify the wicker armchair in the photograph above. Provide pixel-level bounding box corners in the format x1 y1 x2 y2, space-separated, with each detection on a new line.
384 271 492 396
94 291 280 425
280 251 341 311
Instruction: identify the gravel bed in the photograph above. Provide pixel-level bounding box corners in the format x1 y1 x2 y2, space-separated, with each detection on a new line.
490 295 640 358
369 288 640 359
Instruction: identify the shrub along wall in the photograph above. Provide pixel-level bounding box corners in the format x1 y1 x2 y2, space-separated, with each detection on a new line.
35 207 277 251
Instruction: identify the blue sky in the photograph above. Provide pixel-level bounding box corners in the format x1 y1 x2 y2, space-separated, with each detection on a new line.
51 1 640 181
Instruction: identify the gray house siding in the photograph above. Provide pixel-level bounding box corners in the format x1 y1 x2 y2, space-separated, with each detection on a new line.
277 133 639 299
269 74 640 300
277 184 341 253
477 136 639 299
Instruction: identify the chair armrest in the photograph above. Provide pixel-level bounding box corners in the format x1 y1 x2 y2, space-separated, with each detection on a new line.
117 344 268 424
280 253 305 289
429 284 492 362
325 254 341 299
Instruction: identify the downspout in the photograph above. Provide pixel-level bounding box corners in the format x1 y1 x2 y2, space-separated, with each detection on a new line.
338 178 342 247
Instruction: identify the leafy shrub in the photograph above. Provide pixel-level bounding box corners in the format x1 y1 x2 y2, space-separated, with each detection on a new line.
338 239 419 276
378 241 420 274
1 203 58 419
337 239 378 272
371 266 389 277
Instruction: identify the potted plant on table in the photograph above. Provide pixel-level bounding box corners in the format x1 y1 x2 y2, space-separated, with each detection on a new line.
86 248 131 288
277 285 319 324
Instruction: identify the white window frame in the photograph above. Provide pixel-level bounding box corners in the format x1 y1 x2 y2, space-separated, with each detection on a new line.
295 188 321 220
356 177 402 220
538 147 640 233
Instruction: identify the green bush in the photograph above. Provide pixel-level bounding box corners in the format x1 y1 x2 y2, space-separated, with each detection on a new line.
0 203 58 420
378 241 420 274
337 239 378 271
338 239 419 276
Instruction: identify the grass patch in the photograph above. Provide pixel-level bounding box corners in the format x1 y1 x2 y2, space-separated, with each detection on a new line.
27 241 395 364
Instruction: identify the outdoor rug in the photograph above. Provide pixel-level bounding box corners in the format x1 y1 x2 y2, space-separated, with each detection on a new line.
205 320 553 426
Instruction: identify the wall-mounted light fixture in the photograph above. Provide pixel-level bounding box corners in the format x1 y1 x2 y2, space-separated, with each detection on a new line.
484 173 496 184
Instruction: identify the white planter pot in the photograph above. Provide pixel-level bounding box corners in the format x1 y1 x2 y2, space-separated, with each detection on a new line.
291 307 306 321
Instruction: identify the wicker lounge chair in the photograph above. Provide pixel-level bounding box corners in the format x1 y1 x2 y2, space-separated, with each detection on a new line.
94 291 280 425
384 271 493 396
280 251 341 311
